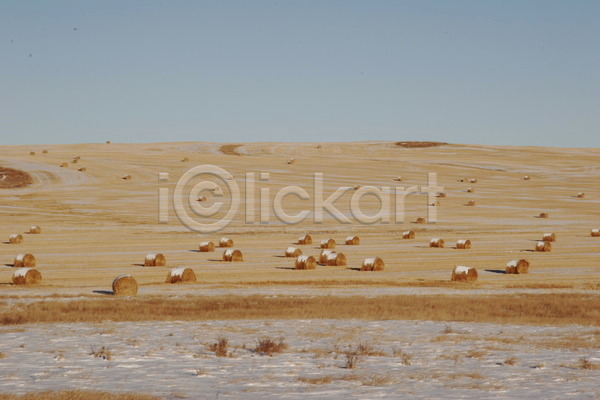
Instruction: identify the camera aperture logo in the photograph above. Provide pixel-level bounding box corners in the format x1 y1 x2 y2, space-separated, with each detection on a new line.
158 165 443 233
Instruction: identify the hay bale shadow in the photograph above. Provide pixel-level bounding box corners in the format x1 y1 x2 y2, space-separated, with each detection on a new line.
131 263 145 267
2 241 10 245
188 249 200 253
4 263 14 267
208 259 223 262
521 249 535 252
347 267 361 271
275 267 296 270
485 269 506 274
93 290 114 295
273 255 286 258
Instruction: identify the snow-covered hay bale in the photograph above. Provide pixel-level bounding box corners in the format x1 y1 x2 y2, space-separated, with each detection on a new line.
319 250 335 264
60 163 69 168
361 257 384 271
223 249 243 262
467 200 476 206
285 247 302 257
506 259 529 274
437 192 446 198
144 253 166 267
535 241 552 252
295 255 316 270
402 230 415 239
415 217 426 224
523 175 530 180
543 233 556 242
12 268 42 285
320 238 336 249
9 234 23 244
591 229 600 237
393 176 403 182
287 158 295 165
181 157 189 162
539 212 549 219
165 267 196 284
467 187 474 193
325 252 347 266
112 275 138 296
451 266 478 282
577 192 585 198
199 241 215 252
298 234 312 245
78 167 87 172
429 238 445 248
456 239 471 249
219 237 234 248
29 226 41 234
14 253 36 268
345 235 360 245
469 178 478 183
121 174 132 180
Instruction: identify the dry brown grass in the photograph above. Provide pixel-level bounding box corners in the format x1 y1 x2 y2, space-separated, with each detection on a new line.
298 375 334 385
254 336 287 356
0 391 159 400
0 167 33 188
2 293 600 326
209 336 230 357
503 356 518 366
90 346 112 360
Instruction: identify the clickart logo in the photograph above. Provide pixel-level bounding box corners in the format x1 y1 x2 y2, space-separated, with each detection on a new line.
158 165 443 233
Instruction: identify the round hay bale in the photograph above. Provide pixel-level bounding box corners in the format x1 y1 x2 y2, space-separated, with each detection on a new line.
591 229 600 237
42 149 48 154
436 192 446 198
121 174 132 180
112 274 138 296
223 249 243 262
361 257 384 271
325 252 347 266
320 238 336 249
78 167 87 172
29 151 36 156
73 156 81 161
12 268 42 285
298 234 312 245
542 233 556 242
165 267 196 284
353 185 361 190
393 176 403 182
199 241 215 252
539 212 549 218
71 158 78 164
295 255 316 270
535 241 551 252
14 253 36 268
60 163 68 168
523 175 530 180
181 157 189 162
577 192 585 198
458 178 466 182
506 259 529 274
402 230 415 239
415 217 426 224
219 237 234 247
106 140 111 144
451 266 478 282
429 201 441 206
287 158 295 165
144 253 166 267
469 178 478 183
197 196 207 202
285 247 302 258
29 226 41 234
466 200 476 206
429 238 444 248
319 250 335 264
456 239 471 249
345 236 360 245
467 187 474 193
9 234 23 244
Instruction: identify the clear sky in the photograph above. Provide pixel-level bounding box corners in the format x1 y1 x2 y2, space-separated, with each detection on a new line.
1 1 598 147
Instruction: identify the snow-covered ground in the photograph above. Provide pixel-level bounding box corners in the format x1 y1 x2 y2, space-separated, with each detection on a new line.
1 319 598 399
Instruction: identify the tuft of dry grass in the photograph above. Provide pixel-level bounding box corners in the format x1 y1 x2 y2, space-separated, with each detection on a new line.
344 350 359 369
0 352 5 359
391 347 412 365
466 350 488 359
298 376 334 385
208 336 230 357
579 358 594 370
0 391 159 400
503 357 518 366
254 336 287 356
2 293 600 326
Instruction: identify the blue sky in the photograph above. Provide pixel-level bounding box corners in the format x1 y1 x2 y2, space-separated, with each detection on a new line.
1 1 598 147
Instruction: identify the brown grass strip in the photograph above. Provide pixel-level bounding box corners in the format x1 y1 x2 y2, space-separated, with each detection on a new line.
1 294 599 326
0 167 33 188
0 391 159 400
219 144 243 156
